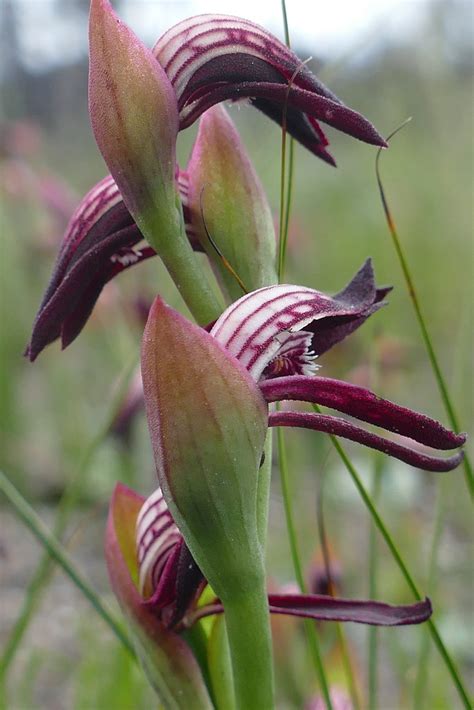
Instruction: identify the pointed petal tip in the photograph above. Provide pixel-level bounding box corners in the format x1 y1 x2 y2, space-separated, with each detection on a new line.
23 343 34 362
318 148 337 167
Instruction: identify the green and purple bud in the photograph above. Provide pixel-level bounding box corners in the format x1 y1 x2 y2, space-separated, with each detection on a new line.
88 0 180 245
185 104 277 300
88 0 221 325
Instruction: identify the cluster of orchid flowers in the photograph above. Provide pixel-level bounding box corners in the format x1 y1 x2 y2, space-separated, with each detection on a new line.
29 1 465 707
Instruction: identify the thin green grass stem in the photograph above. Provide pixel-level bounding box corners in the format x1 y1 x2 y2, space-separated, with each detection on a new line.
368 456 383 710
376 143 473 499
312 404 470 709
277 122 290 282
277 5 332 706
0 357 137 680
0 471 136 667
280 0 291 46
279 138 295 282
412 482 446 710
335 624 360 710
276 424 334 710
277 0 295 283
316 478 360 710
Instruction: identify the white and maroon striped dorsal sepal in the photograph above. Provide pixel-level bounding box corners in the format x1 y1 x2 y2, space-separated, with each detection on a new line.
135 487 181 598
210 285 335 381
154 14 292 100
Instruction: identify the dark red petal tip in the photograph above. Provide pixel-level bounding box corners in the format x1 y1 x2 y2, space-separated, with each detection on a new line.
269 411 465 472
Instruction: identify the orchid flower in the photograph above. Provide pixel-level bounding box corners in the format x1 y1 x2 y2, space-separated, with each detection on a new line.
208 259 466 471
124 260 465 475
153 14 386 165
106 482 432 704
105 482 213 708
135 261 464 707
108 482 433 631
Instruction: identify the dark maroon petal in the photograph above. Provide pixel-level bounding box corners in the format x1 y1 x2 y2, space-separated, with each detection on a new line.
27 172 200 360
170 543 206 628
184 594 432 627
173 79 384 163
26 225 152 360
307 259 392 356
269 411 465 472
261 376 466 451
267 593 432 626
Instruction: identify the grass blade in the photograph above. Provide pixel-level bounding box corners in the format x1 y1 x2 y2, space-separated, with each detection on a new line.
375 129 473 500
0 470 136 669
0 356 137 679
312 404 471 709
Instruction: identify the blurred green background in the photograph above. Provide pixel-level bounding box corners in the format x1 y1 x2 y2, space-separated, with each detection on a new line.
1 0 472 708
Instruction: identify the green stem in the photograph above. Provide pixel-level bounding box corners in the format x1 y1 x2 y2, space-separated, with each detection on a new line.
316 477 360 710
257 432 273 551
0 471 135 666
223 584 274 710
412 482 445 710
368 456 383 710
276 5 331 697
279 139 295 282
375 148 473 499
335 624 360 710
207 617 236 710
313 405 471 709
276 425 333 710
280 0 291 46
277 0 295 283
0 357 137 679
156 208 223 326
277 119 289 282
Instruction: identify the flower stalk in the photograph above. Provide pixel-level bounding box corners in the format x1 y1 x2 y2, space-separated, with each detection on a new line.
222 583 274 710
